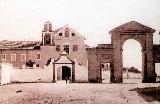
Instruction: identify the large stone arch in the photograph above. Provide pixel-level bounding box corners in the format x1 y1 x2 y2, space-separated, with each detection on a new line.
109 21 156 83
120 35 146 51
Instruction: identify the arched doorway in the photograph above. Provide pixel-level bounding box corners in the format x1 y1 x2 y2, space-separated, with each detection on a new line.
55 64 72 81
122 39 142 83
62 66 71 80
52 51 75 82
109 21 156 83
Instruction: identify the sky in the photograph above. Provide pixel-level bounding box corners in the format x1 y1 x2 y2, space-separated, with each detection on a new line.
0 0 160 70
123 39 142 70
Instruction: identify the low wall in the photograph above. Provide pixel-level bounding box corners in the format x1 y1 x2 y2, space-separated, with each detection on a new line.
11 65 88 83
11 68 53 83
0 58 88 84
123 72 142 79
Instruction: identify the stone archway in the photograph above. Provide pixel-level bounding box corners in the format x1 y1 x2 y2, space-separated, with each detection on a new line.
109 21 156 83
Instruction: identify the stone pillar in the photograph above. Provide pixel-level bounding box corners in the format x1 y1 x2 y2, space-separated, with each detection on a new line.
99 62 102 83
51 34 52 45
52 63 55 82
0 50 2 63
112 34 123 83
143 33 156 83
72 63 75 82
142 50 147 82
42 33 45 46
110 62 115 83
143 51 156 83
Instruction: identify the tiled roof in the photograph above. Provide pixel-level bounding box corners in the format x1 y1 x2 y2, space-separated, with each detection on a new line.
0 40 41 50
96 44 113 49
53 27 64 34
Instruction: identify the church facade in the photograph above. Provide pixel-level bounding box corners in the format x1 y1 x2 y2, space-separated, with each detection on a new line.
0 21 87 69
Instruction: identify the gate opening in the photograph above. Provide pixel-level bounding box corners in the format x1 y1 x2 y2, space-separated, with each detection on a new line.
62 66 71 80
155 63 160 82
101 63 111 83
122 39 142 83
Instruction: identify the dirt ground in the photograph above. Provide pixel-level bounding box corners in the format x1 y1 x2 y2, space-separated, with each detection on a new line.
0 81 160 104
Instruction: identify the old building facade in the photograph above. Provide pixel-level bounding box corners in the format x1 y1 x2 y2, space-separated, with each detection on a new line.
0 21 88 82
0 21 87 69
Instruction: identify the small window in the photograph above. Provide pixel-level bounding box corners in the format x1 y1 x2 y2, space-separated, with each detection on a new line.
47 25 50 31
65 29 69 37
11 54 16 62
21 54 26 61
44 34 51 45
59 33 62 36
73 45 78 52
71 33 75 36
1 54 6 62
36 53 41 60
56 45 61 52
101 64 104 68
63 44 69 54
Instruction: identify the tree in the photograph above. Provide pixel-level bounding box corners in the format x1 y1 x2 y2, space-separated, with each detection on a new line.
26 60 35 67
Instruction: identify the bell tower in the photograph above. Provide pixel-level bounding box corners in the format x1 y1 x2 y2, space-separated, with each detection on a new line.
42 21 54 46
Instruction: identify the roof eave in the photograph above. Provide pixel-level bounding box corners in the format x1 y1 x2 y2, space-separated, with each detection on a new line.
109 21 156 34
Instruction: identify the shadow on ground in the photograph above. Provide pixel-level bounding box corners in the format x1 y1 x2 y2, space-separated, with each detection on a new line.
130 86 160 102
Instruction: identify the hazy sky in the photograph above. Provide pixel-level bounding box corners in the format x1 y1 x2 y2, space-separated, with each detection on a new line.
123 39 142 70
0 0 160 70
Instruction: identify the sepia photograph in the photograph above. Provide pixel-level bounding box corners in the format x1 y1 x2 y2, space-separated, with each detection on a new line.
0 0 160 104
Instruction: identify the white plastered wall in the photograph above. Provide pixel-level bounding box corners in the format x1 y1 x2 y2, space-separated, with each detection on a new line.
74 58 88 82
10 59 54 83
1 63 11 85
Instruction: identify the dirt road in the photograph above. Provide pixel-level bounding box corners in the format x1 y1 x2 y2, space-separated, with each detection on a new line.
0 82 159 104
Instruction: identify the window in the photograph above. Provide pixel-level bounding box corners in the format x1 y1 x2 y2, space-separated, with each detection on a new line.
63 44 69 54
101 64 104 68
44 34 51 45
21 54 26 61
59 33 62 36
56 45 61 52
73 45 78 52
1 54 6 62
65 29 69 37
36 53 41 60
47 25 50 31
11 54 16 62
71 33 75 36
